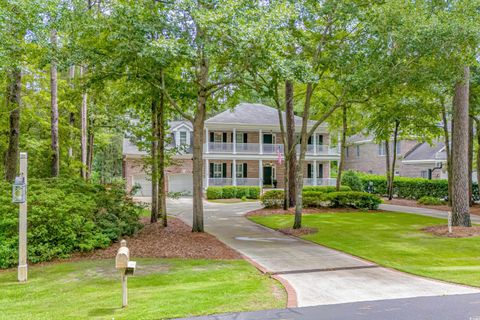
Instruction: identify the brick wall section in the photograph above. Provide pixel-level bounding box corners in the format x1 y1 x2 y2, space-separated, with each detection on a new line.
342 140 437 178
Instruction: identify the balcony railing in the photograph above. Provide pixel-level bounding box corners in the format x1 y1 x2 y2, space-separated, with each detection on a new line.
207 178 259 187
303 178 337 186
206 142 338 156
208 178 233 186
236 178 260 186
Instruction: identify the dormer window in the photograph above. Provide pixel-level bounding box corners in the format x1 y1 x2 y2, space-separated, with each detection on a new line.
180 131 188 145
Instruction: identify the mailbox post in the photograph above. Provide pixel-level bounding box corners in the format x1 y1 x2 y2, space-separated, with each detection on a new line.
115 240 136 308
13 152 28 283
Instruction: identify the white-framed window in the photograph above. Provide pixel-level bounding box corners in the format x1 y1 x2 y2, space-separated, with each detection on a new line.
421 170 428 179
378 143 386 156
214 132 223 143
395 141 401 154
213 163 223 178
236 163 244 178
179 131 187 145
356 145 360 157
236 132 244 143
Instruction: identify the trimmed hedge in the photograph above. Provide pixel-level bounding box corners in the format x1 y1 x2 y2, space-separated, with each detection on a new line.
206 186 261 200
325 191 382 210
0 178 143 268
303 186 351 193
260 190 284 208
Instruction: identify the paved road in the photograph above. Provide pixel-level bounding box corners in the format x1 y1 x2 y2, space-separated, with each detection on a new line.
380 203 480 223
176 293 480 320
167 198 478 307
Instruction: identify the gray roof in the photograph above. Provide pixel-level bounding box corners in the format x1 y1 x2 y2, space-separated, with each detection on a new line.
206 103 316 126
404 140 446 161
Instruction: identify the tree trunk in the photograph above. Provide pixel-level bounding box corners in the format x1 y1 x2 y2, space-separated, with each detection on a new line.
5 68 22 182
86 118 94 180
158 90 167 227
476 119 480 201
50 29 60 177
336 105 347 190
451 66 471 227
468 114 474 206
441 105 452 206
151 99 159 223
385 139 391 197
285 80 296 208
192 98 206 232
388 120 400 200
68 66 75 159
294 84 313 229
80 66 88 180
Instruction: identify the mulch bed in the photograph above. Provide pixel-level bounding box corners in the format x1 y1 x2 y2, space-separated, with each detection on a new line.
278 227 318 236
72 217 241 260
422 225 480 238
383 198 480 216
246 207 384 217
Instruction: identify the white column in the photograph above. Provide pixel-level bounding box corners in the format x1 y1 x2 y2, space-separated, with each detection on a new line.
259 129 263 154
233 128 236 154
313 160 317 186
18 152 27 282
205 159 209 189
259 160 263 187
313 133 317 155
232 159 237 186
205 127 209 153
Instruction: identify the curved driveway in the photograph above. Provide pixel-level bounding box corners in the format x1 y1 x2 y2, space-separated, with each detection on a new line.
167 198 479 307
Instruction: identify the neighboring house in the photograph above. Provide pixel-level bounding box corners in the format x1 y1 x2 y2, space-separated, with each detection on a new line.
123 103 340 196
343 134 447 179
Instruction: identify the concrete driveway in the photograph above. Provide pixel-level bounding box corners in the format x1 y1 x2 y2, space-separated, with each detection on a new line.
167 198 479 307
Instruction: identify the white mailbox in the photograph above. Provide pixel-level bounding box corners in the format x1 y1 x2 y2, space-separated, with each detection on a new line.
115 240 136 307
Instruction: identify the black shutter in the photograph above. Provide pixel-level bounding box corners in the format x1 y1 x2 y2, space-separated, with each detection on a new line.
243 163 247 178
209 163 214 178
231 132 233 142
222 163 227 178
318 135 323 145
230 163 233 178
307 164 312 178
308 136 312 144
223 132 227 142
318 164 324 178
244 133 248 143
210 132 214 142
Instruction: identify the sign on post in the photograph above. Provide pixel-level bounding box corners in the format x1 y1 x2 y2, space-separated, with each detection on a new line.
16 152 28 282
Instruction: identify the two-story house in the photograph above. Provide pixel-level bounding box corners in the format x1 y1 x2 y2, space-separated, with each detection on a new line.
123 103 340 196
343 134 448 179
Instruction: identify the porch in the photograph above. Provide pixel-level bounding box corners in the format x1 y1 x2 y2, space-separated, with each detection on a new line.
204 159 335 188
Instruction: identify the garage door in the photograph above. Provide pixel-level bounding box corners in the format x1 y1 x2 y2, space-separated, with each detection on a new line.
168 173 193 195
132 175 152 197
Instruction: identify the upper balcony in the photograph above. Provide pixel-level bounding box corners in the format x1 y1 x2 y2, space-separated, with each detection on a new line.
204 142 339 156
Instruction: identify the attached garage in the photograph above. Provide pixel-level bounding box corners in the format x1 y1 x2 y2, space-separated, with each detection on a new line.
132 174 152 197
168 173 193 195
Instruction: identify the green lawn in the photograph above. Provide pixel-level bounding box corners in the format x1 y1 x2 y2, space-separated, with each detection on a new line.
249 212 480 287
0 258 285 320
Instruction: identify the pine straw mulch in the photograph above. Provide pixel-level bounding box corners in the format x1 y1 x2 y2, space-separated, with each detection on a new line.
71 217 241 260
422 225 480 238
246 207 384 217
278 227 318 236
383 198 480 216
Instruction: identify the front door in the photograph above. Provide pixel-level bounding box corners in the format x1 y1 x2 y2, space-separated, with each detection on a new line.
263 166 272 186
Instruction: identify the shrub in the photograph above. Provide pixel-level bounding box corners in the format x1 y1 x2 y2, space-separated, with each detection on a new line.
236 187 249 199
206 187 223 199
302 191 325 198
325 191 382 210
417 196 446 206
303 186 351 193
341 170 363 191
357 173 460 200
0 178 142 269
241 196 247 202
247 187 261 199
260 190 284 208
303 195 328 208
222 186 237 199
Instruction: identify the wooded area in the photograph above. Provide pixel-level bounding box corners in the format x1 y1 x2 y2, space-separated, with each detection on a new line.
1 0 480 231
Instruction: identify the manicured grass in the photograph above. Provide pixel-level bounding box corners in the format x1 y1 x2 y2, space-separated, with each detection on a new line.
249 212 480 287
0 259 285 320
